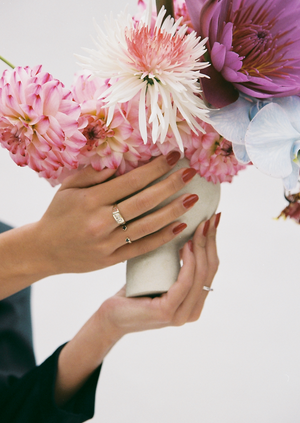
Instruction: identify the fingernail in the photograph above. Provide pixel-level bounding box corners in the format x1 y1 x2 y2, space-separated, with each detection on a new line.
183 194 199 209
166 151 181 166
188 240 193 252
214 212 221 229
173 222 187 235
203 220 210 237
182 168 197 183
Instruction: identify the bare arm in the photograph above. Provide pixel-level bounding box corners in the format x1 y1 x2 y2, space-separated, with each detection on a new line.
54 214 220 406
0 152 200 299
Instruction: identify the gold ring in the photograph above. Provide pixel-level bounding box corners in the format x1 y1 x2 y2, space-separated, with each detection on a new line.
122 224 128 231
112 204 126 225
125 237 132 244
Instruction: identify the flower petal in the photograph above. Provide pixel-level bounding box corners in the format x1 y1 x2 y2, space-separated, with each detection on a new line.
245 103 300 178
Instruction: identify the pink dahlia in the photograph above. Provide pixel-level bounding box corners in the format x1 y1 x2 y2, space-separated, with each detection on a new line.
185 122 247 183
186 0 300 107
0 65 86 180
135 0 194 33
71 73 152 175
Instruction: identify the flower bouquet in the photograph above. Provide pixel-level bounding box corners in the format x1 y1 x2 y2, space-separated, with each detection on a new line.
2 0 274 296
184 0 300 222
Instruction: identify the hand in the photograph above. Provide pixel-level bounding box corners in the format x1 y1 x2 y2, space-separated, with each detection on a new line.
54 213 220 406
36 152 199 275
97 213 220 339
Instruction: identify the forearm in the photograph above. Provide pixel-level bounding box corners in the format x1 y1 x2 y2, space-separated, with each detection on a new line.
0 223 54 299
54 310 121 407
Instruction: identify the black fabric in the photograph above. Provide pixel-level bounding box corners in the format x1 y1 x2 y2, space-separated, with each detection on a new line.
0 222 101 422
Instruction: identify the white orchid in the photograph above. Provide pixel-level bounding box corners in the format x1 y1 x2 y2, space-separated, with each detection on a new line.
209 95 300 190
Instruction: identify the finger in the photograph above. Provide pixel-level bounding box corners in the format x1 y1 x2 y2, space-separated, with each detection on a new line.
112 193 199 245
159 241 196 315
170 220 210 325
117 167 197 221
108 221 188 265
60 166 117 190
90 152 181 204
188 213 221 322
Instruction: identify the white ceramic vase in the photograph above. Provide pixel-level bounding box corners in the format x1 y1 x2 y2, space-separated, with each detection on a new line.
126 158 221 297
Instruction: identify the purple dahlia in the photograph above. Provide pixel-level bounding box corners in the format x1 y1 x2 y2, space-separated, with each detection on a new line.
186 0 300 107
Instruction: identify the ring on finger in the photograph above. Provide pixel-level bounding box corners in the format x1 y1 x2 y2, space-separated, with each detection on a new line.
125 237 132 244
112 204 126 225
122 224 128 231
203 286 213 292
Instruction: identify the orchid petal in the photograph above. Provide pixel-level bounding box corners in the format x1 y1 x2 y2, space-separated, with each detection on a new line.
245 103 300 179
209 95 253 144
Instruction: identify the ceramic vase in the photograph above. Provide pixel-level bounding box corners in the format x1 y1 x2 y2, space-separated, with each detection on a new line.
126 158 221 297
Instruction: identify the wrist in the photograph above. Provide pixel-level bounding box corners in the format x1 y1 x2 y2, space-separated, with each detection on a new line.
0 222 55 298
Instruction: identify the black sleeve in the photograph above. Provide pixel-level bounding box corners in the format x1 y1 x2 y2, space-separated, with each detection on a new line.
0 344 102 423
0 221 102 422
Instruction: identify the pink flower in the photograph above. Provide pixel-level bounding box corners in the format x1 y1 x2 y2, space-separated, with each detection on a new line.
71 73 152 175
135 0 194 33
186 0 300 107
0 65 86 181
185 122 247 183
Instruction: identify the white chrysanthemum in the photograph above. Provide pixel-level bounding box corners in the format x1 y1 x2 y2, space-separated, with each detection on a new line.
78 0 210 151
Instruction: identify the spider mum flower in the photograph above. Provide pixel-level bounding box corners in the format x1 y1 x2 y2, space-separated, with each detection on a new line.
0 65 86 181
185 122 247 183
72 72 152 175
186 0 300 107
78 0 210 151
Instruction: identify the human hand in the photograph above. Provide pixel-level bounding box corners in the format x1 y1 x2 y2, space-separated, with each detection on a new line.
35 152 199 276
54 213 220 406
97 213 220 341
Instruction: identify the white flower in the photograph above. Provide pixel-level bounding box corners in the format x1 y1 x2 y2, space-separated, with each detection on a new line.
77 0 210 151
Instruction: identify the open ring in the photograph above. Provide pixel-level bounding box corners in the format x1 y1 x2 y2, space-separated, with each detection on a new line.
112 204 126 225
203 286 213 292
125 237 132 244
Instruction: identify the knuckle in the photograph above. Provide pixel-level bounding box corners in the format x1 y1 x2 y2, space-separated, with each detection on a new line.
139 220 153 238
134 193 153 212
159 307 174 324
167 172 182 193
127 171 142 192
173 316 187 327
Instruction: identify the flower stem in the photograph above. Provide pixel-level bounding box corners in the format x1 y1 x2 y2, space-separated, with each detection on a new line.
0 56 14 69
156 0 174 19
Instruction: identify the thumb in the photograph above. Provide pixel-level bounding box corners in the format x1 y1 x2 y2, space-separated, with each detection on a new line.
60 165 117 190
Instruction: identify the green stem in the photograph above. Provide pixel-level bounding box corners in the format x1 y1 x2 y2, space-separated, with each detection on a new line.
156 0 174 19
0 56 14 69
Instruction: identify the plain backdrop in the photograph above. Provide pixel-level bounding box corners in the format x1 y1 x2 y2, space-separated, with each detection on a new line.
1 1 300 422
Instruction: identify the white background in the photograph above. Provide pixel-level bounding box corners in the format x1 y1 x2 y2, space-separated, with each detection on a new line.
1 1 300 422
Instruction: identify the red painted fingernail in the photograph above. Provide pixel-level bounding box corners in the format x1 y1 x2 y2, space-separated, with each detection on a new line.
166 151 181 166
173 222 187 235
203 220 210 236
183 194 199 209
214 212 221 229
188 240 193 252
182 168 197 183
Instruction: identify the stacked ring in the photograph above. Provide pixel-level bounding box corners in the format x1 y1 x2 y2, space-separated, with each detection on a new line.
203 286 214 292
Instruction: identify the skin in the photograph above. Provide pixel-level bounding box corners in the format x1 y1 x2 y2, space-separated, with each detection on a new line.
55 214 219 407
0 153 199 299
0 152 220 408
